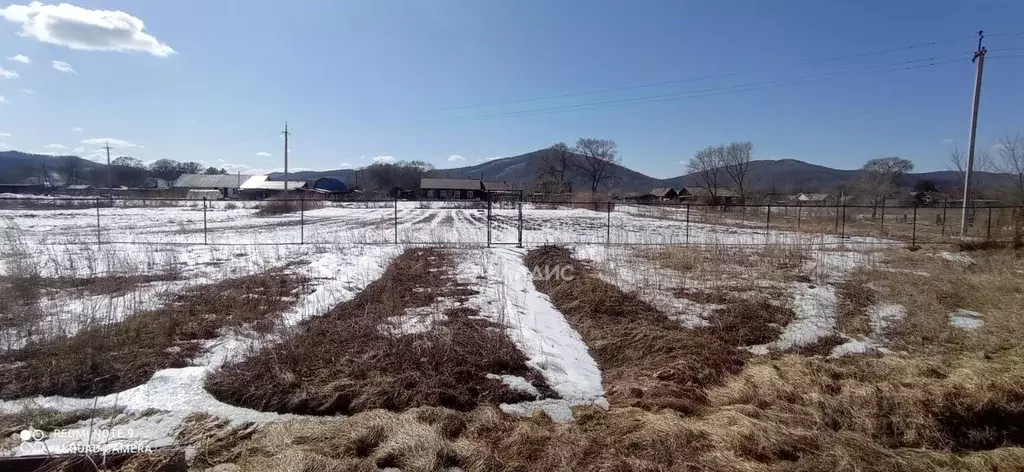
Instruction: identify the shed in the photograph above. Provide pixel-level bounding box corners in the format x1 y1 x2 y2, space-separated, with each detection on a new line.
186 189 223 200
419 178 482 200
308 177 349 194
796 193 836 206
680 187 741 205
174 173 251 198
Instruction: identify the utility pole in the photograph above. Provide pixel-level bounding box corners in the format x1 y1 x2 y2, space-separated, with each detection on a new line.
105 141 112 197
960 30 986 237
282 122 290 194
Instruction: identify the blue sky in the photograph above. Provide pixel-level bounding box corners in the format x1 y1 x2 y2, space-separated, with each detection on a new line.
1 1 1023 177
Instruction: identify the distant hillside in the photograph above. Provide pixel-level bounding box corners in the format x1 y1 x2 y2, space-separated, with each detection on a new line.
2 149 1014 194
0 151 101 184
664 159 1011 193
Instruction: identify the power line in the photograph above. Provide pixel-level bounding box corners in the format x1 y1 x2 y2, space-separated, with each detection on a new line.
441 35 976 110
430 53 970 124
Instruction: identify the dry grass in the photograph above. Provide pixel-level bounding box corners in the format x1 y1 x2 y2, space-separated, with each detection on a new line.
526 245 796 413
852 247 1024 356
255 199 325 216
206 248 554 415
0 269 309 399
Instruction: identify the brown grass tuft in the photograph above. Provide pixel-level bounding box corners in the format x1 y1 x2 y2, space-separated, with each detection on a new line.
525 245 794 413
0 270 308 399
206 248 553 415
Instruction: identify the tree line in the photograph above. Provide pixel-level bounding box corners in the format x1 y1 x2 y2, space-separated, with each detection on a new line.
57 155 229 187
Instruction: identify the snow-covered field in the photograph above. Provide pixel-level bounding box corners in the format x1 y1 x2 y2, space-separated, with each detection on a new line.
0 201 900 458
0 200 891 247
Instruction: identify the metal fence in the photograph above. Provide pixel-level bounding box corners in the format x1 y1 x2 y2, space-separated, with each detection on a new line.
1 195 1020 248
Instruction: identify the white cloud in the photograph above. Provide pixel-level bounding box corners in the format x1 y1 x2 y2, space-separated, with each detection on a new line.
0 95 6 104
20 88 33 94
0 143 8 150
0 132 9 137
43 143 66 149
51 60 75 74
71 127 83 132
0 2 174 56
7 54 29 64
0 67 18 78
475 156 503 162
72 146 83 153
339 162 352 167
941 138 955 144
992 143 1006 151
372 155 395 163
80 137 140 148
255 151 271 157
448 154 464 162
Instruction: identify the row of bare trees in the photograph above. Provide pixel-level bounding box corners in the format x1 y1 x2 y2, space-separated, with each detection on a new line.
685 141 754 201
949 133 1024 205
537 138 621 192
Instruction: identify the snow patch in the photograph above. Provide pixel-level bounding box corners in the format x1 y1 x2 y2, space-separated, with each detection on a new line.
949 309 984 330
749 283 837 354
935 251 975 265
486 374 540 398
867 303 906 340
828 338 893 358
457 248 606 412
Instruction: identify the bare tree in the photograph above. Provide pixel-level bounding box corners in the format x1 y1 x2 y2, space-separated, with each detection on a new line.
948 143 991 205
687 145 723 202
537 142 574 192
854 157 914 218
723 141 753 202
57 155 82 185
993 133 1024 205
572 138 620 192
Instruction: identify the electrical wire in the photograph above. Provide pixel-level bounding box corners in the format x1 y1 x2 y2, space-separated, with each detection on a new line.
428 53 971 124
440 35 977 110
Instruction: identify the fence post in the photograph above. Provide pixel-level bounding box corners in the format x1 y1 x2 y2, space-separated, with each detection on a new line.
517 201 524 248
486 194 492 248
912 204 918 247
203 197 208 245
840 203 846 239
880 201 885 233
95 197 101 246
685 204 691 244
300 195 305 245
394 194 398 244
765 202 771 242
606 201 612 245
834 202 840 233
941 200 947 237
987 206 993 240
797 204 802 231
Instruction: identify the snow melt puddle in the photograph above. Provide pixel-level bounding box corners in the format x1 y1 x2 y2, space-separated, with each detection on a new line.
949 309 984 330
457 247 607 421
0 246 398 456
749 283 837 354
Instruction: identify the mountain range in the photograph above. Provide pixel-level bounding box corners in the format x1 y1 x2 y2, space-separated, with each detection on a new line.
0 148 1007 193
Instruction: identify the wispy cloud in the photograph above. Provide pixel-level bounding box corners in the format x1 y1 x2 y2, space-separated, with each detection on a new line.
448 154 464 162
0 143 9 150
0 132 10 137
475 156 503 162
51 60 75 74
43 143 67 149
81 137 141 148
7 54 29 64
255 151 271 157
72 127 83 132
941 138 955 144
339 163 352 167
0 67 18 79
372 155 395 163
20 88 33 94
0 96 6 105
0 2 174 56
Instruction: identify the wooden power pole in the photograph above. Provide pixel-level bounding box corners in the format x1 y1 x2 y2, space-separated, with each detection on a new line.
960 30 986 237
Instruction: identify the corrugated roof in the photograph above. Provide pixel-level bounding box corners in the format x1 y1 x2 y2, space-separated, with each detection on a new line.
682 187 741 198
420 178 481 190
799 193 833 201
482 181 514 191
239 175 307 190
649 187 676 197
173 174 252 188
